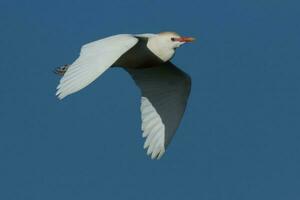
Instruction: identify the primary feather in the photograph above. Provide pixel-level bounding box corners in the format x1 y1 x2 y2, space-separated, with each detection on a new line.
56 34 138 99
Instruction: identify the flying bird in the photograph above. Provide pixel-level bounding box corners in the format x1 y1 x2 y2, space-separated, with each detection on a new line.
55 32 194 159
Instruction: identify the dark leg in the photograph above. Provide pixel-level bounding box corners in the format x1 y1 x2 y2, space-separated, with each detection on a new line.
54 64 70 76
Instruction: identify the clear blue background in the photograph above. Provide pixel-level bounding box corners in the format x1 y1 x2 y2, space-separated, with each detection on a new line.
1 0 299 199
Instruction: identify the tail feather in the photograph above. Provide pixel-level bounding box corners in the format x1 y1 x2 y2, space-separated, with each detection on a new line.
54 64 70 76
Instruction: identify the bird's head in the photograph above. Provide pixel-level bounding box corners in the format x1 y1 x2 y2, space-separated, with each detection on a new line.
157 32 195 49
147 32 195 62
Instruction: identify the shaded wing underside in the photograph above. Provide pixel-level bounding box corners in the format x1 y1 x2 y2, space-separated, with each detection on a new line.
125 62 191 158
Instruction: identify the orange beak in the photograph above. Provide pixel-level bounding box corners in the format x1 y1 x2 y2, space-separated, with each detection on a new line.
175 37 196 42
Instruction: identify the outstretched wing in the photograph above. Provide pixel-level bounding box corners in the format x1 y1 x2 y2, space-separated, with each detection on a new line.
56 34 138 99
126 62 191 159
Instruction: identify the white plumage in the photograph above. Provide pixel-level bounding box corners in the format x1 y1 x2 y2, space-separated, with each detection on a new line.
141 97 165 159
55 32 193 159
56 34 139 99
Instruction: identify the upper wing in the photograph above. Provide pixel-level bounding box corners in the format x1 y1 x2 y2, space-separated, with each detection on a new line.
125 62 191 159
134 33 157 38
56 34 138 99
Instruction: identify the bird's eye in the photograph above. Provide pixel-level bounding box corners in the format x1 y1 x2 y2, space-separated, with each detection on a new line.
171 37 176 42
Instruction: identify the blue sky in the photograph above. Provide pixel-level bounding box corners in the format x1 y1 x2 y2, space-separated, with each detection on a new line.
0 0 299 199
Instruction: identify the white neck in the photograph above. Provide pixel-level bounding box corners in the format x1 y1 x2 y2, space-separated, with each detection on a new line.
146 36 175 62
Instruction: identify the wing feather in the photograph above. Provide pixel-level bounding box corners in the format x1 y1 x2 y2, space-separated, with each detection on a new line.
56 34 138 99
126 62 191 159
